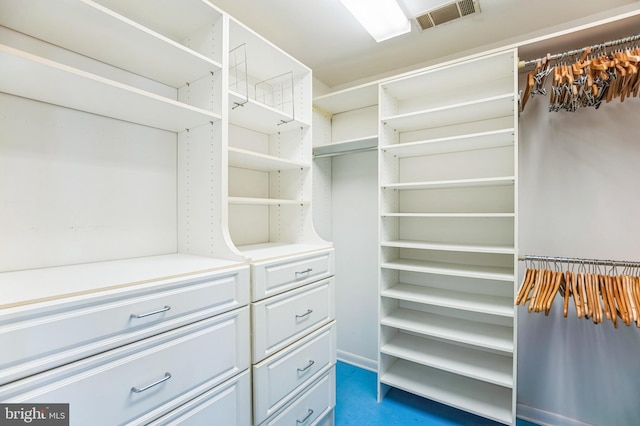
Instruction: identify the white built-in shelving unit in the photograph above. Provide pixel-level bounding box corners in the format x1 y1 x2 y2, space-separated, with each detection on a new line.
377 49 518 425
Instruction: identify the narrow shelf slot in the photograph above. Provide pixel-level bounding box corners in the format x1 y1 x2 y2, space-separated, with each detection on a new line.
381 240 514 255
382 176 514 190
381 128 514 158
228 147 309 171
380 359 512 424
381 333 513 387
382 94 514 132
0 0 222 87
313 135 378 158
382 283 514 317
229 90 309 134
0 45 219 132
228 197 310 206
381 259 513 282
381 308 513 353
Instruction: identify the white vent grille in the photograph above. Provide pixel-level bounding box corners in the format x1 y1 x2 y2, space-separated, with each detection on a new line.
415 0 480 31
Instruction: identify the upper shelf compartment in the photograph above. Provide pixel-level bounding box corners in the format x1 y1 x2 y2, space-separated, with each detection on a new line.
0 0 224 88
0 44 220 132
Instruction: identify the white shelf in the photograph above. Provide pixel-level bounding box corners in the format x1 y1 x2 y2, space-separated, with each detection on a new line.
381 213 515 218
381 240 514 255
382 94 514 132
313 83 378 114
382 176 515 191
382 283 514 317
381 129 515 158
0 0 222 88
381 308 513 353
0 45 220 132
235 242 332 262
381 259 513 282
228 147 309 171
228 197 310 206
0 254 245 309
229 90 308 134
381 333 513 387
380 360 512 425
313 135 378 158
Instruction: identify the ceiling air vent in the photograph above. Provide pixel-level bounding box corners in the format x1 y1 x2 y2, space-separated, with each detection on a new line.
415 0 480 31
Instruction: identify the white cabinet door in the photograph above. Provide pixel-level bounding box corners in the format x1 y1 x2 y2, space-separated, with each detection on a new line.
0 307 249 426
252 278 335 361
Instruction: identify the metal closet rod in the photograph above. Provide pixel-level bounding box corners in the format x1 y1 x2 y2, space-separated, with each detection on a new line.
518 33 640 69
519 255 640 268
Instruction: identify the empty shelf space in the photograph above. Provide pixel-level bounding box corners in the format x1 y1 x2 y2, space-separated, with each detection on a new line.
0 0 221 87
0 45 219 132
382 176 514 190
313 135 378 158
381 308 513 353
381 128 514 158
381 259 513 282
313 84 378 113
381 94 514 132
0 254 244 309
228 147 309 171
380 359 512 424
381 240 514 255
381 283 514 317
381 333 513 387
229 90 309 134
228 197 310 206
381 213 515 218
234 242 332 262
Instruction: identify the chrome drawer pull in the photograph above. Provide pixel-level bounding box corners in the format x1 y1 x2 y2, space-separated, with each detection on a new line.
296 409 314 424
131 372 172 393
295 309 313 319
130 305 171 319
297 360 315 373
295 268 313 277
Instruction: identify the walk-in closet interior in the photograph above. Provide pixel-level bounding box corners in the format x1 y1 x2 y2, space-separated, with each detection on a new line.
1 1 640 425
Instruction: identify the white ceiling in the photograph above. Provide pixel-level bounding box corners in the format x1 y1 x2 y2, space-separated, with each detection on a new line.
207 0 640 90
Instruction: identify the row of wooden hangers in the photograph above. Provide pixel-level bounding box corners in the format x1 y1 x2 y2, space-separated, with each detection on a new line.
521 36 640 112
516 259 640 328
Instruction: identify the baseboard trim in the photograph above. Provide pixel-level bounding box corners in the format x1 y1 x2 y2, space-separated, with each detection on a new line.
518 403 592 426
337 350 377 372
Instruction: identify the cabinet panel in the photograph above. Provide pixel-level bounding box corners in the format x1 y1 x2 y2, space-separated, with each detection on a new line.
253 322 336 424
0 266 249 385
144 370 251 426
263 367 335 426
251 249 335 300
252 278 335 361
0 308 250 426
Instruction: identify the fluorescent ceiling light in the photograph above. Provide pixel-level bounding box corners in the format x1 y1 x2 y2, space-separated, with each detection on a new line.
340 0 411 42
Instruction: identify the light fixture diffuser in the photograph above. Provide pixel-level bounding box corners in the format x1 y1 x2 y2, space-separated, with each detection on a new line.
339 0 411 42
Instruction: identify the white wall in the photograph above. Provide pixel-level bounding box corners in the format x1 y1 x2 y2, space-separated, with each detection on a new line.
517 87 640 425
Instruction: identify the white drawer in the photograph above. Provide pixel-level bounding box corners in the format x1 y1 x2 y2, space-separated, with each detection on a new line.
262 367 336 426
0 266 249 385
252 278 335 361
144 370 251 426
252 249 334 301
0 307 249 426
253 322 336 424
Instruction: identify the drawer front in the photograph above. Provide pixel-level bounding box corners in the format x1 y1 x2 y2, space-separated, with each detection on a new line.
252 249 334 301
0 266 249 385
144 370 251 426
263 367 336 426
252 278 335 361
254 322 336 424
0 307 249 426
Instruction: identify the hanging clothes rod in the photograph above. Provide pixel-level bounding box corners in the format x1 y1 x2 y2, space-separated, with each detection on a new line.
519 255 640 268
518 33 640 69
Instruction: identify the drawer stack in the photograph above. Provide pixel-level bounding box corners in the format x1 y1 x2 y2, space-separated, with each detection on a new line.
250 249 336 426
0 261 251 425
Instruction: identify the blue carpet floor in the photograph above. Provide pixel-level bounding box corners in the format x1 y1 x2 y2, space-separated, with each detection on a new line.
335 361 537 426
